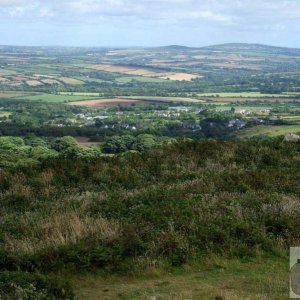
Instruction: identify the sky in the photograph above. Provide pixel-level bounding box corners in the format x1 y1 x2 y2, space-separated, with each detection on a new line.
0 0 300 47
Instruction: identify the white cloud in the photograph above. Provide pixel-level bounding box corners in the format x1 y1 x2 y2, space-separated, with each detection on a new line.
54 0 300 27
0 0 300 33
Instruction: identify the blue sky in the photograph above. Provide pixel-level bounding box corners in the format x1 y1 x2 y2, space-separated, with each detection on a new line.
0 0 300 47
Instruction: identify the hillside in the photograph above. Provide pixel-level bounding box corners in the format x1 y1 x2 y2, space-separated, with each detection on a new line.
0 139 299 298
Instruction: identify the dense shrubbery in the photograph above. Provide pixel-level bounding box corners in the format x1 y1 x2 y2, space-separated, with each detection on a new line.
1 138 300 295
0 136 102 168
0 272 74 299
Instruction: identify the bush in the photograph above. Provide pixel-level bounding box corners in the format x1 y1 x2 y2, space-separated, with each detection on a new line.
0 271 74 299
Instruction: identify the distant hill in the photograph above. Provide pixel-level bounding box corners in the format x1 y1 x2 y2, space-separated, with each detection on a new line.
155 45 195 51
200 43 300 56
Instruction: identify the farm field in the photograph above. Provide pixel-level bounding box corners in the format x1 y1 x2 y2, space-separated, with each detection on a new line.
239 125 300 138
68 98 141 107
215 105 272 112
14 93 100 103
197 92 299 98
0 91 38 98
59 77 84 85
86 64 201 81
281 115 300 122
123 96 205 103
57 92 103 96
115 76 167 83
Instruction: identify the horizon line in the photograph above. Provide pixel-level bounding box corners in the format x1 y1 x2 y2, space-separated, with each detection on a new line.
0 42 299 50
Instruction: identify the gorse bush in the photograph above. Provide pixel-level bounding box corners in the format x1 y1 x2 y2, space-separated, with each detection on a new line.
0 139 300 275
0 271 74 299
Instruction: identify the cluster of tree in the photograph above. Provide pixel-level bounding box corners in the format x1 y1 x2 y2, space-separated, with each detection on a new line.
102 134 175 153
0 136 101 168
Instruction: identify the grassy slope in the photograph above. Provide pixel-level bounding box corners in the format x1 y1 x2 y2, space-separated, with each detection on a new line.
239 125 300 138
73 257 288 300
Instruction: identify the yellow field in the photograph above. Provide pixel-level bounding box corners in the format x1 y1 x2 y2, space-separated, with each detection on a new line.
26 80 43 86
88 64 135 73
0 91 39 98
159 72 201 81
124 69 154 76
86 64 201 81
59 77 84 85
41 79 62 85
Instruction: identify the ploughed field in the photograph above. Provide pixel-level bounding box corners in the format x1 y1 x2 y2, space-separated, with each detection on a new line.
68 98 141 107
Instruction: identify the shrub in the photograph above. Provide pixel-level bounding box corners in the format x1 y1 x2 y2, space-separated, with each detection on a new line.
0 271 74 299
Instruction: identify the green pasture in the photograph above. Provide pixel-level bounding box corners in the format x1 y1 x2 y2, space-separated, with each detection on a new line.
216 105 272 112
14 93 99 103
124 96 205 103
239 125 300 138
197 92 298 98
116 76 167 83
0 69 17 76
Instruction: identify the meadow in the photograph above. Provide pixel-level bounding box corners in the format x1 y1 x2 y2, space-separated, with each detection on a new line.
14 93 100 103
239 125 300 138
73 257 288 299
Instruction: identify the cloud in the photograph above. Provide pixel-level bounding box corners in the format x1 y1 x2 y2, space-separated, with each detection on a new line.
0 0 298 26
1 0 300 47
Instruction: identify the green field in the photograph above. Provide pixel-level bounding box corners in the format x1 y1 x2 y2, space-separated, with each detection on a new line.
280 115 300 122
116 76 167 83
124 96 205 103
0 68 17 76
57 92 103 97
216 105 272 112
73 257 288 300
197 92 298 98
239 125 300 138
14 93 99 103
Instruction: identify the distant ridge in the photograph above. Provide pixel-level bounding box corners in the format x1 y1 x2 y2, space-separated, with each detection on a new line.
155 45 194 51
1 43 300 54
201 42 299 50
199 43 300 55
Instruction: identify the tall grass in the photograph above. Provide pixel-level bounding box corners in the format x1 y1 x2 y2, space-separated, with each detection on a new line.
0 139 299 273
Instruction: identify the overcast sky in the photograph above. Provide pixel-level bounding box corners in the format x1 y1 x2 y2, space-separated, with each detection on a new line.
0 0 300 47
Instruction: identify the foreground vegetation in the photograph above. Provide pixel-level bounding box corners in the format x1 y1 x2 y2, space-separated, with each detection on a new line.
0 139 299 298
73 256 288 299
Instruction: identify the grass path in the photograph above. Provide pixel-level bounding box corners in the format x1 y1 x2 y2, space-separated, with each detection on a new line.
71 257 288 299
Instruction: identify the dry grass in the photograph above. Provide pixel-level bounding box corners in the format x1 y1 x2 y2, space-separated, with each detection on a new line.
87 64 137 73
0 91 31 98
4 211 121 256
59 77 84 85
86 64 201 81
41 79 62 85
26 80 43 86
